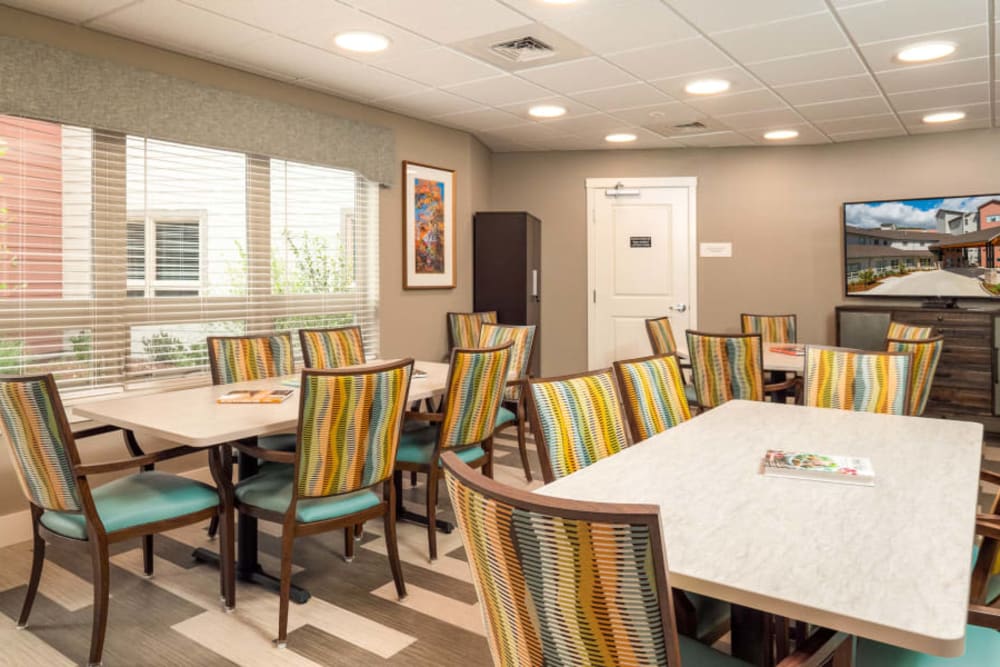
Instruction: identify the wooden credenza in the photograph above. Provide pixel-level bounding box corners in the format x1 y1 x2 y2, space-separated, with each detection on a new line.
836 305 998 420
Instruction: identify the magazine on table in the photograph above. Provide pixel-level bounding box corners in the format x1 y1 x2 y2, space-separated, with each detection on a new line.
762 449 874 486
769 344 805 356
217 388 294 404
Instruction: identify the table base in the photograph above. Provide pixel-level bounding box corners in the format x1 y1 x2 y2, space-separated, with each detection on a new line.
192 547 311 605
396 508 454 533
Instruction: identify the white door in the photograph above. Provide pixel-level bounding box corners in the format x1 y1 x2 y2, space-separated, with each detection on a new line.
587 178 696 370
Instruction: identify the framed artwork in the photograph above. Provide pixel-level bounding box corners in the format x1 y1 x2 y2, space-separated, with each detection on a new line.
403 160 455 289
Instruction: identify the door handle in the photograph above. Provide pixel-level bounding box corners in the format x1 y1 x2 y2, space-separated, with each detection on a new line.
669 304 687 312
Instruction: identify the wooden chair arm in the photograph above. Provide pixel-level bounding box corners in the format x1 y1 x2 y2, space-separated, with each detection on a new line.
74 444 204 476
976 515 1000 540
775 628 850 667
230 441 296 465
405 411 444 423
765 377 798 393
71 424 122 440
980 469 1000 487
969 603 1000 630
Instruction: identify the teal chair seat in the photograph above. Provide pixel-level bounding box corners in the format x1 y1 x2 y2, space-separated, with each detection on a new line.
496 406 516 427
857 624 1000 666
396 427 485 466
259 433 296 451
685 383 698 404
677 635 745 666
40 471 219 540
235 465 380 523
971 544 1000 605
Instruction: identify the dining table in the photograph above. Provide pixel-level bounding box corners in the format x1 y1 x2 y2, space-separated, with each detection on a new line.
536 399 983 666
674 341 806 374
72 359 451 604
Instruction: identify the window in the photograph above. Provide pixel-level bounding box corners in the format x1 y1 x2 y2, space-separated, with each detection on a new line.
987 214 1000 223
0 113 379 395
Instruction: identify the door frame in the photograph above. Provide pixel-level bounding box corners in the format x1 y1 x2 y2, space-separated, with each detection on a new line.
585 176 698 369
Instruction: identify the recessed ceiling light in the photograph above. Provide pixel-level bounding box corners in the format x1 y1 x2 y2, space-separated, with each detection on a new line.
763 129 799 141
922 110 966 124
334 31 390 53
896 41 956 63
605 133 637 143
529 104 566 118
685 79 731 95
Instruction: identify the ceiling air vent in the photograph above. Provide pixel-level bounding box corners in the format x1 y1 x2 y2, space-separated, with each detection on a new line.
673 121 708 131
489 36 556 63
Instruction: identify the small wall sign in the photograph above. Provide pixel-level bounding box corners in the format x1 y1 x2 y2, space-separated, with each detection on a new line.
630 236 652 248
700 242 732 258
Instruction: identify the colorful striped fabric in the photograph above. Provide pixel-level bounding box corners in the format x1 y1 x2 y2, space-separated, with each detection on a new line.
208 334 295 385
886 321 935 340
529 369 629 480
297 363 411 497
479 324 536 402
448 311 498 350
804 346 912 415
0 376 80 512
686 332 764 409
645 317 677 355
444 465 673 667
614 354 691 442
886 336 943 417
740 313 797 343
439 345 512 449
300 327 365 369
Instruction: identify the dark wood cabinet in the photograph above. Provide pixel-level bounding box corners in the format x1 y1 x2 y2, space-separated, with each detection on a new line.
473 211 541 376
836 305 999 420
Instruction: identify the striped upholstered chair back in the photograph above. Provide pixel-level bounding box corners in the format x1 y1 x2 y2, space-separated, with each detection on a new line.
645 316 678 354
299 326 366 369
740 313 797 343
528 369 630 483
886 321 935 341
0 375 82 513
442 452 681 667
438 344 513 450
479 323 536 402
803 345 912 415
886 335 943 417
613 353 692 443
448 311 498 350
295 360 413 499
207 333 295 385
685 331 765 410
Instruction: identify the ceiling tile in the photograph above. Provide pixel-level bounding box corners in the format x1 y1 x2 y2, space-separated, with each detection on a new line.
475 131 540 152
685 88 785 116
897 101 991 126
534 0 697 55
518 57 636 94
442 75 552 106
672 131 755 147
433 108 526 131
774 75 880 105
748 48 865 86
607 37 733 81
206 36 363 82
374 89 483 116
829 127 908 143
349 0 532 43
538 113 635 135
483 122 575 145
875 57 989 93
710 13 850 64
570 83 674 112
888 82 989 112
497 95 596 121
834 0 988 44
2 0 132 23
374 47 502 87
796 96 891 121
90 0 271 57
859 26 987 73
650 67 763 99
814 114 903 134
665 0 828 34
715 107 804 130
296 59 429 103
907 116 991 134
610 102 705 126
744 123 832 145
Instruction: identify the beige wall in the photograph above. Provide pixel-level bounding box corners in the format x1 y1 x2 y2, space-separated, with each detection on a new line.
0 8 491 518
491 129 1000 376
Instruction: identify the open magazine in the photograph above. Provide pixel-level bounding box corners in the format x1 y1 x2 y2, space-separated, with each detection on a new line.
769 344 805 356
762 449 874 486
217 388 294 404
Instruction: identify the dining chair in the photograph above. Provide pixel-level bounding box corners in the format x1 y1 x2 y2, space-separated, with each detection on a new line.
527 368 630 483
299 325 365 369
396 342 512 561
740 313 797 343
645 315 678 354
886 320 935 341
447 310 498 350
225 360 413 648
0 374 232 667
479 323 537 481
685 331 796 410
886 335 944 417
442 452 851 667
802 345 913 416
613 353 691 442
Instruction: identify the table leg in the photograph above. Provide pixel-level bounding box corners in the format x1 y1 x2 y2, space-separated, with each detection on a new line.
393 470 454 533
730 604 774 667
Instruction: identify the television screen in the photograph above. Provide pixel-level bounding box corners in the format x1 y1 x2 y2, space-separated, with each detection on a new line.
844 194 1000 298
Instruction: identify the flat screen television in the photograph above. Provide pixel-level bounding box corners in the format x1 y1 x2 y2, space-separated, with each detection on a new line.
844 193 1000 300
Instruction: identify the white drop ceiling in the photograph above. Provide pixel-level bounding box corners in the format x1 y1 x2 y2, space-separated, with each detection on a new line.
3 0 999 151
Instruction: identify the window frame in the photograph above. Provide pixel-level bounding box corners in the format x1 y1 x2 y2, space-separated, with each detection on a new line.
126 209 206 298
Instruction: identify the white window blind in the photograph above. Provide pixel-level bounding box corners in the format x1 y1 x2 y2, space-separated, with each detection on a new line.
0 113 379 396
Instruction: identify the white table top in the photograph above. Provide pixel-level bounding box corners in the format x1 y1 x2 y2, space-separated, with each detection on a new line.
74 360 448 448
537 400 983 657
675 341 804 374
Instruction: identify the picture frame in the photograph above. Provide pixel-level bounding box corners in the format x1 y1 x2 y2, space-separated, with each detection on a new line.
402 160 455 289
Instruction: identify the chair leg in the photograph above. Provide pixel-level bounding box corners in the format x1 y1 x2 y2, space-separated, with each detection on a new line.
354 522 364 541
426 469 439 562
384 482 406 599
515 408 532 482
88 538 111 667
17 507 45 629
206 515 219 540
410 471 417 486
209 445 236 610
343 527 354 563
276 530 295 648
142 535 154 577
483 437 495 479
